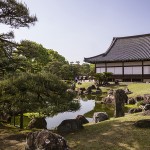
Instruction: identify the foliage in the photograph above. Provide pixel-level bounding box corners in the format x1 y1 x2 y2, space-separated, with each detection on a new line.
48 50 68 64
0 72 79 114
0 0 37 28
94 72 113 85
15 40 50 73
94 73 103 85
44 50 71 79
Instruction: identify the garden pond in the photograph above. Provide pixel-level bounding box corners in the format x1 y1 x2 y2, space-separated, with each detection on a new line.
46 95 115 129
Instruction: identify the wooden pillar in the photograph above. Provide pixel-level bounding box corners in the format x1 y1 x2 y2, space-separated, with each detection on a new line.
142 61 144 82
122 62 124 81
95 63 96 73
105 62 107 72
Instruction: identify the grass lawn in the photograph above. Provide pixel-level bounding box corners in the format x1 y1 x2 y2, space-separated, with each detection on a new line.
76 81 150 98
128 83 150 98
65 113 150 150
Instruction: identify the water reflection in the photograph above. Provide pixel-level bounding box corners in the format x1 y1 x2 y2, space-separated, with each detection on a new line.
46 99 95 129
84 102 114 118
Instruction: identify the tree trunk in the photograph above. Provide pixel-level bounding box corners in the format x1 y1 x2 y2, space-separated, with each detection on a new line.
20 111 23 129
13 114 16 126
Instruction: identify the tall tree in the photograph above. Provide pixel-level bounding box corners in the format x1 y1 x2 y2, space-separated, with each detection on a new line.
16 40 49 73
0 0 37 78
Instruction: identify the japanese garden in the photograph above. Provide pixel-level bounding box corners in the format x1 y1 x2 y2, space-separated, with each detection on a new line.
0 0 150 150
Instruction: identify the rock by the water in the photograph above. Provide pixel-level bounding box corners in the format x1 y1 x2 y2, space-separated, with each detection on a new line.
57 119 83 133
76 115 89 124
28 117 47 129
134 119 150 128
25 129 69 150
114 89 127 117
143 104 150 111
93 112 109 123
128 108 142 114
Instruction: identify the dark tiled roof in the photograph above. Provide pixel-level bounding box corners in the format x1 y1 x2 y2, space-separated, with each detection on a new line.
84 34 150 63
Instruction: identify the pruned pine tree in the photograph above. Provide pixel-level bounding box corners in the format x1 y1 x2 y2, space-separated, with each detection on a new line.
0 0 37 78
0 72 79 128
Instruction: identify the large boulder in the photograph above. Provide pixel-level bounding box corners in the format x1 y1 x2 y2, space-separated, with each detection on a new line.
93 112 109 123
57 119 83 133
76 115 89 124
28 117 47 129
134 119 150 128
114 89 128 117
25 129 69 150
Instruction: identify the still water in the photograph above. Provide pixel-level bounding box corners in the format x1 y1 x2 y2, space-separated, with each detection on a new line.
46 99 95 129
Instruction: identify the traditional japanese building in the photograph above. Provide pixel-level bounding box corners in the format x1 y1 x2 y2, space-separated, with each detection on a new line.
84 34 150 82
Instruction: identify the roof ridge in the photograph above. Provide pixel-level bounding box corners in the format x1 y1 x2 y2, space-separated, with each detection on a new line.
103 38 117 56
114 33 150 39
84 53 104 61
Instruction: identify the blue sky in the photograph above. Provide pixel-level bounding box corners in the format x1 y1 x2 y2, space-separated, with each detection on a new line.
1 0 150 63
